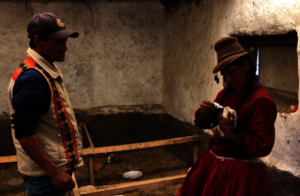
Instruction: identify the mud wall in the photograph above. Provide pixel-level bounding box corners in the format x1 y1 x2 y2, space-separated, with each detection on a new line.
163 0 300 177
2 0 300 179
260 46 299 94
0 0 164 113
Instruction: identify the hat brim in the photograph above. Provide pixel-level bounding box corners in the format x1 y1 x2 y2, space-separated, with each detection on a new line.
45 30 79 39
212 47 254 74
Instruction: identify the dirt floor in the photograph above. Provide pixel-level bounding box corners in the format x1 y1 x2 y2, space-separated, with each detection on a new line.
76 147 188 196
0 147 189 196
2 146 300 196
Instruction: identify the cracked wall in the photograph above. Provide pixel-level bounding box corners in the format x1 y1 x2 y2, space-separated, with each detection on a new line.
0 0 164 113
163 0 300 177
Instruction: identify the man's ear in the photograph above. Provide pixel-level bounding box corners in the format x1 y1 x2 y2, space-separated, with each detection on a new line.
33 35 41 49
243 60 250 71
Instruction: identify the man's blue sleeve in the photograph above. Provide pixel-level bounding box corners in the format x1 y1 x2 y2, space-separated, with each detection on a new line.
11 69 51 139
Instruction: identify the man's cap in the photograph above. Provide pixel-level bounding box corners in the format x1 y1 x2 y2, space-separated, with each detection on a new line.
27 12 79 39
212 36 253 74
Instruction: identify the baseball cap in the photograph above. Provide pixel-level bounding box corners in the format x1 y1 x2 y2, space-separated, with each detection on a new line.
27 12 79 39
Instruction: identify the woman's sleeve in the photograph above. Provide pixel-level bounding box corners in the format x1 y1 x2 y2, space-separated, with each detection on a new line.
242 97 277 157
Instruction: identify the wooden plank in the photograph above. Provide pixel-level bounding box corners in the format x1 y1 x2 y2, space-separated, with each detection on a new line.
80 174 186 196
0 136 200 163
82 136 199 156
0 155 17 163
72 172 81 196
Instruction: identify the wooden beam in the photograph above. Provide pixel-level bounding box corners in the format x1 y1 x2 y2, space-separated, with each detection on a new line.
81 136 200 156
80 174 186 196
0 155 17 163
0 136 200 163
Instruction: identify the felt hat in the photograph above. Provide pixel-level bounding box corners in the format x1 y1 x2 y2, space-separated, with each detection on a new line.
212 36 253 74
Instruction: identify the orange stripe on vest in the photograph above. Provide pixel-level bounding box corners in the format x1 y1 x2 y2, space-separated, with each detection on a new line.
12 56 36 81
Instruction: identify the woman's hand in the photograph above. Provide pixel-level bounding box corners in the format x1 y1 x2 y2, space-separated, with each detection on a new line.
194 100 218 129
217 113 238 141
199 100 217 114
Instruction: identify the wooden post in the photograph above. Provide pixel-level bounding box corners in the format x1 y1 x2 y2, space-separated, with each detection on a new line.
80 123 95 185
72 172 81 196
89 157 95 186
193 134 200 164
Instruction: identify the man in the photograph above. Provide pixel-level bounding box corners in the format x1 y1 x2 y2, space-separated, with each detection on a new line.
8 12 83 196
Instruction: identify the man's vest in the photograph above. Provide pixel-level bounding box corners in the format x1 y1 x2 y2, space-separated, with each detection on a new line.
8 53 83 177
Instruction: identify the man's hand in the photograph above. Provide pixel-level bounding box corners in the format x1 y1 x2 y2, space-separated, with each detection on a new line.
18 135 75 192
49 169 75 192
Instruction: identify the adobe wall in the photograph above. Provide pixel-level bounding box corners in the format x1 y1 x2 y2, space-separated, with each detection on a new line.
0 0 164 113
163 0 300 177
260 46 299 94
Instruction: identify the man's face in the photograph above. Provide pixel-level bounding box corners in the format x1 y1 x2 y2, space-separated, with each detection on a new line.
35 37 68 63
221 61 249 91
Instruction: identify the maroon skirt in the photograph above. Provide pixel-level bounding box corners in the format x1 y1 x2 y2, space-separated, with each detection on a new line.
176 149 270 196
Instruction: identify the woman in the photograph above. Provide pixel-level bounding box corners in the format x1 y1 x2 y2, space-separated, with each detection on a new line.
176 37 277 196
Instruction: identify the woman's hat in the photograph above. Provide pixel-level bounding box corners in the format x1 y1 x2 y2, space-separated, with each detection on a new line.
212 36 253 74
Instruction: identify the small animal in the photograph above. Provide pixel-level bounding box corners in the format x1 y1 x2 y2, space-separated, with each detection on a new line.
222 106 237 128
212 106 237 138
93 159 104 174
107 153 121 164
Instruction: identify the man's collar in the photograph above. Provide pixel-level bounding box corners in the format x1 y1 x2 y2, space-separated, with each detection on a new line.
27 48 63 80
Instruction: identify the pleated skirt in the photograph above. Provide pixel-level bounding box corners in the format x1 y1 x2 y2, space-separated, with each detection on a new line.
176 149 270 196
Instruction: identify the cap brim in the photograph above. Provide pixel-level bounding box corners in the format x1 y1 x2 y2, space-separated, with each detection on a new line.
45 30 79 39
212 47 254 74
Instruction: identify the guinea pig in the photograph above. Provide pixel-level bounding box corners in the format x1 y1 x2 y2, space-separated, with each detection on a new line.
212 106 237 138
107 153 121 164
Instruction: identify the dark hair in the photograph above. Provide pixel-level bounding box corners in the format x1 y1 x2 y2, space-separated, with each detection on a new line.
29 36 49 49
230 55 257 84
